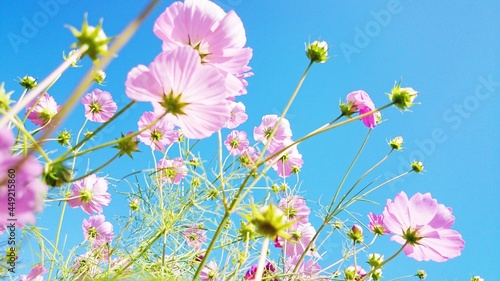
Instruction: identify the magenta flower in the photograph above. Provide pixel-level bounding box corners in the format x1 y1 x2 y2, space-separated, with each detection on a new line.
254 114 292 150
153 0 253 96
183 224 207 250
1 126 47 231
285 255 324 281
278 195 311 224
224 130 249 156
81 88 118 123
277 222 318 257
267 138 303 178
225 101 248 129
19 264 47 281
82 214 114 246
382 191 465 262
346 90 379 129
244 262 278 281
26 93 60 126
157 157 188 184
126 46 231 139
68 174 111 214
200 260 218 281
137 111 179 151
367 212 390 235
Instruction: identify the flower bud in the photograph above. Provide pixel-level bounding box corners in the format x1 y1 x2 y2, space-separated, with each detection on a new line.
371 268 383 281
57 130 72 146
42 162 72 187
246 203 292 239
67 14 113 63
388 83 418 110
0 83 13 110
238 221 256 242
471 276 484 281
367 253 384 267
411 161 425 173
93 69 106 84
416 270 427 279
306 40 329 63
348 224 364 243
113 132 140 158
388 136 404 150
19 75 37 89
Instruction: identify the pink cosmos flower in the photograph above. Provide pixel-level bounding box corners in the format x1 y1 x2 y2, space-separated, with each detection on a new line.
285 255 324 281
239 146 258 168
224 130 249 156
277 222 318 257
153 0 253 96
68 174 111 215
157 157 188 184
26 93 60 126
254 115 292 150
19 264 47 281
183 224 207 250
367 212 390 235
137 111 179 151
200 260 218 281
125 46 231 139
81 89 117 123
382 191 465 262
346 90 379 129
0 126 47 231
244 262 278 281
267 138 303 178
278 195 311 224
82 214 114 246
225 101 248 129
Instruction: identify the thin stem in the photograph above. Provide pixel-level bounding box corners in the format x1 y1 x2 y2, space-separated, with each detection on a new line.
0 46 87 128
360 242 408 281
255 237 270 281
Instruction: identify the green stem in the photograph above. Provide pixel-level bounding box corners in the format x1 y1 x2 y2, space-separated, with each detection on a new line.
360 242 408 281
69 152 120 182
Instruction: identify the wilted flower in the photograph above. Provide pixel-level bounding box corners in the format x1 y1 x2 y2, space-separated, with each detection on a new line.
344 90 380 129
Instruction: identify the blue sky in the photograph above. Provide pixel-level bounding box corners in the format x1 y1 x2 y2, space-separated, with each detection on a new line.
1 0 499 279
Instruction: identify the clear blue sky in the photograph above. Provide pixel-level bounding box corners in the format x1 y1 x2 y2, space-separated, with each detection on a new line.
1 1 499 279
